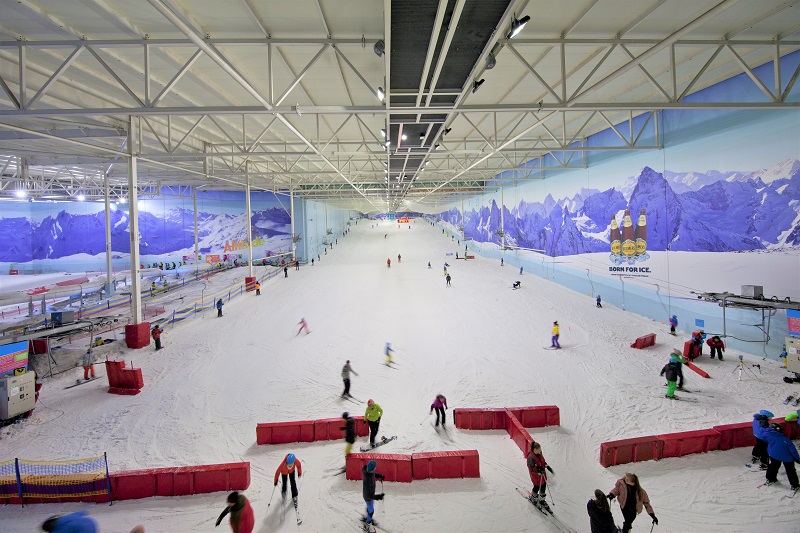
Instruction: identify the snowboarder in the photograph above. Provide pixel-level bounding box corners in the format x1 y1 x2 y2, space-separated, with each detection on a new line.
512 281 521 289
284 266 288 277
361 460 385 533
341 412 356 456
255 282 260 296
397 254 401 263
669 315 678 335
752 410 773 469
660 353 685 399
527 442 553 511
386 258 391 268
151 325 163 351
81 349 96 380
596 295 602 308
342 360 358 398
273 453 302 503
430 394 448 427
41 511 99 533
385 342 394 365
755 422 800 490
607 473 657 533
297 318 310 336
550 321 561 349
215 491 255 533
216 298 224 318
587 489 618 533
446 273 451 287
364 399 383 447
707 335 725 360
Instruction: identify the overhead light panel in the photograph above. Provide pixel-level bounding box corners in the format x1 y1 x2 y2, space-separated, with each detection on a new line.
77 194 86 201
419 132 426 140
374 40 385 57
443 127 452 135
472 79 485 93
380 128 386 138
486 53 496 69
15 189 26 198
385 139 391 147
401 134 407 141
377 87 385 101
507 15 531 39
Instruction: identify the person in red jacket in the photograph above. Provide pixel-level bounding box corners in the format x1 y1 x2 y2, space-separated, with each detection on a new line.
151 325 163 351
706 335 725 360
527 441 553 511
215 491 254 533
386 258 391 268
274 453 302 503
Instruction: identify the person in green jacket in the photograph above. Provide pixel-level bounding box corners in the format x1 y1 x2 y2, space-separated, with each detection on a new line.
364 399 384 447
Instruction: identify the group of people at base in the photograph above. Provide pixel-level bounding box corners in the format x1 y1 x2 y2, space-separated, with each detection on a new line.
752 409 800 491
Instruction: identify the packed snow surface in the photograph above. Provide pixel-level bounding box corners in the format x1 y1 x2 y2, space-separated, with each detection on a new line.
1 220 796 533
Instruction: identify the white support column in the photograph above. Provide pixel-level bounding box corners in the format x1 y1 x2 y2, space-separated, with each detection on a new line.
104 172 114 297
325 203 329 242
245 163 254 278
193 186 199 272
290 180 296 260
500 185 505 250
127 116 143 324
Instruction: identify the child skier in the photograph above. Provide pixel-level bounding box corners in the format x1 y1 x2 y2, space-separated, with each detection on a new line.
342 360 358 398
216 298 224 317
446 273 451 287
512 281 521 289
755 422 800 490
707 335 725 360
215 491 255 533
596 295 602 308
361 460 385 533
81 349 96 380
385 342 394 365
341 412 356 456
397 254 401 263
427 261 431 269
669 315 678 335
527 442 553 511
364 399 384 447
660 353 684 399
550 321 561 349
752 410 773 469
607 473 657 533
273 453 302 503
386 258 391 268
255 282 260 295
297 318 310 336
430 394 448 427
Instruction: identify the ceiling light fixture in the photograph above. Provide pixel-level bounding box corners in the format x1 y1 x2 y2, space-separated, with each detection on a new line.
486 52 496 69
443 127 452 135
374 40 385 57
76 194 86 201
385 139 391 147
15 189 26 198
380 128 386 138
507 14 531 39
401 134 407 141
377 87 385 101
472 79 485 93
425 160 430 165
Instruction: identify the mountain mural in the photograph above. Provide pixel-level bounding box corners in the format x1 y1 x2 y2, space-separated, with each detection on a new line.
439 159 800 257
0 206 292 262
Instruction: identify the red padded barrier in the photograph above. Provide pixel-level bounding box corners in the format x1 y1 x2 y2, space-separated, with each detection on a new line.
111 462 250 500
630 333 656 349
314 418 345 441
345 453 412 482
125 322 151 349
412 451 480 480
682 340 693 358
453 408 506 429
600 437 661 467
776 418 800 440
712 422 755 450
686 361 710 378
506 406 560 428
506 414 534 456
256 421 315 444
658 429 720 458
112 471 155 500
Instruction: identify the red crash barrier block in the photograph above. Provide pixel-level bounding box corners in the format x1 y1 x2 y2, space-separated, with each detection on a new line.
314 418 345 441
345 453 412 482
686 361 710 378
682 340 694 359
412 450 480 480
713 422 756 450
505 406 560 428
506 414 534 457
256 421 315 445
630 333 656 349
125 322 151 349
600 437 661 467
245 276 256 292
658 430 721 458
775 418 800 440
111 462 250 500
453 408 506 430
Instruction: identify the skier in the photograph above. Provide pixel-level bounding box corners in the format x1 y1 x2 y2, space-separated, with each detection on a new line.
342 360 358 398
364 399 383 448
669 315 678 335
427 261 431 269
707 335 725 360
93 336 103 347
587 489 618 533
41 511 98 533
455 253 459 259
361 460 385 533
397 254 401 263
81 349 96 381
215 491 255 533
311 258 314 266
446 273 451 287
660 353 684 399
255 282 260 296
526 441 553 511
430 394 448 427
550 321 561 349
295 259 300 271
756 422 800 491
607 473 657 533
386 258 391 268
384 234 387 239
596 295 602 308
520 266 524 275
297 318 310 336
284 266 288 278
752 410 773 470
341 412 356 456
273 453 302 503
151 325 163 351
512 281 521 289
443 262 449 272
501 258 504 266
385 342 394 364
216 298 224 318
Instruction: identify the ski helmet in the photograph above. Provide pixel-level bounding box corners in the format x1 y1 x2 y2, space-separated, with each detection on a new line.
786 412 799 422
366 460 377 473
286 454 296 465
770 423 784 433
342 412 349 419
759 410 774 418
367 399 374 406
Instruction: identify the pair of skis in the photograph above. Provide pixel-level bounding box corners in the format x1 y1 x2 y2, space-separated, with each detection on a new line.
756 480 800 498
64 376 102 389
783 394 800 406
516 488 577 532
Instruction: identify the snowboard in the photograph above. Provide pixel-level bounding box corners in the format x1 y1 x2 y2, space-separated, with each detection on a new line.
360 435 397 452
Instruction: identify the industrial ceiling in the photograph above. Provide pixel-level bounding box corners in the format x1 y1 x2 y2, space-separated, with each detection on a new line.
0 0 798 213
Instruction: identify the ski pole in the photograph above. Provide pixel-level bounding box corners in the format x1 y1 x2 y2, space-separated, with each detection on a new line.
419 412 432 425
266 484 277 509
650 520 656 533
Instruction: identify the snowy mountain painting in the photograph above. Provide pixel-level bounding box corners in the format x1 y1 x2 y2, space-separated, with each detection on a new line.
439 159 800 257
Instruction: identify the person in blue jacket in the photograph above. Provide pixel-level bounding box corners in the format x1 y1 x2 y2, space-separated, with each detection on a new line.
41 511 98 532
755 422 800 490
752 410 773 469
216 298 224 318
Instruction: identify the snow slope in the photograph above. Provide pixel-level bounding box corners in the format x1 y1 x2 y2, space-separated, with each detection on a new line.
0 220 797 533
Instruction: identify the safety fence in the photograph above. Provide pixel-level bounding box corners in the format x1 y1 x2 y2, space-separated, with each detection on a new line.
0 454 111 503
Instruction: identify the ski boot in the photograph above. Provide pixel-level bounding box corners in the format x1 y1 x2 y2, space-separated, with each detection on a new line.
539 496 552 513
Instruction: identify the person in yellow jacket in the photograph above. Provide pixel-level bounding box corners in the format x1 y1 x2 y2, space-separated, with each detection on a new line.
364 399 383 448
550 321 561 349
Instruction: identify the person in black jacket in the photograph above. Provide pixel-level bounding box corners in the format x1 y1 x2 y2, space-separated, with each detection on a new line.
587 489 618 533
341 412 356 456
660 353 685 399
361 460 384 533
